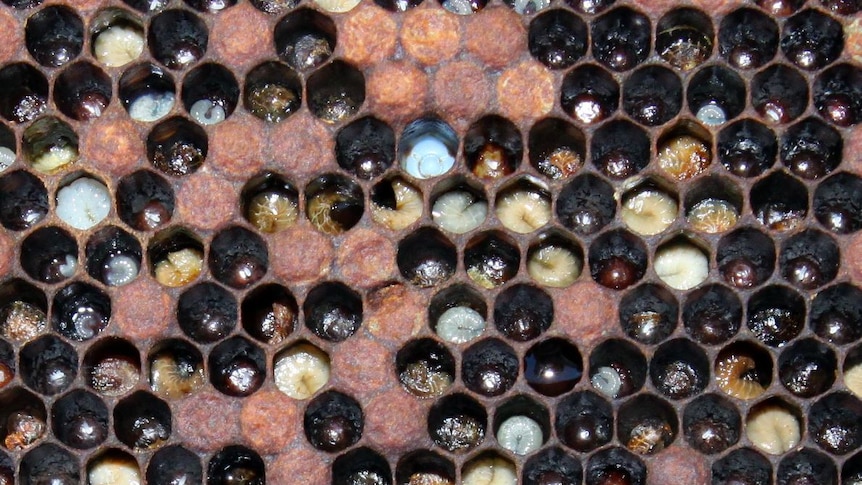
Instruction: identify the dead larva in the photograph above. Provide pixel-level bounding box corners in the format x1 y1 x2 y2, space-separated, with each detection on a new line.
247 191 298 233
307 191 348 235
688 199 739 234
399 361 453 398
536 147 582 180
496 415 543 456
90 356 139 397
654 242 709 290
591 366 623 399
621 189 678 236
657 135 711 181
408 473 454 485
715 355 766 400
149 352 205 400
0 301 47 344
153 248 203 288
274 343 331 400
435 306 486 344
527 245 581 288
495 189 552 234
745 405 801 455
844 363 862 399
371 178 423 231
436 415 485 451
432 191 488 234
462 455 518 485
87 453 142 485
627 419 672 455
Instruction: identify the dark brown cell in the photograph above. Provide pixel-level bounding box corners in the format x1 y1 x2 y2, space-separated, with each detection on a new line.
683 393 741 454
556 391 614 452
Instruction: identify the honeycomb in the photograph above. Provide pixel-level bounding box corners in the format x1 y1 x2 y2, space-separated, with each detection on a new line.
0 0 861 483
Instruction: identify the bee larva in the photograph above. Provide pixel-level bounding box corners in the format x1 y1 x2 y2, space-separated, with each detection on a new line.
621 189 678 236
495 189 552 234
462 455 517 485
627 419 672 455
247 191 298 234
432 191 488 234
688 199 739 234
370 179 423 231
657 135 711 181
399 361 452 399
745 405 801 455
154 248 203 288
527 245 581 288
653 242 710 291
715 355 766 400
845 363 862 399
536 147 582 180
149 352 205 400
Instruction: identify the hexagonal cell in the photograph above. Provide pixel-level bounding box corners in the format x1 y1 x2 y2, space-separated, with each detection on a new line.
756 0 805 15
147 116 208 177
208 336 266 397
493 284 553 342
428 393 487 453
656 123 712 182
810 283 862 345
53 61 112 121
90 8 145 69
207 445 265 484
588 339 647 399
0 63 49 123
464 115 522 180
370 177 423 231
683 284 743 345
243 61 301 123
114 391 171 450
745 398 803 455
650 338 710 400
240 172 298 234
844 451 862 484
20 443 79 485
712 448 772 485
560 64 618 126
396 450 455 484
779 118 842 181
181 63 239 126
148 9 208 70
397 227 457 288
555 390 613 453
0 387 47 451
209 226 268 289
591 119 650 179
51 389 109 449
687 65 745 126
751 64 809 124
588 229 647 291
335 116 395 180
304 390 363 452
528 10 587 70
493 395 550 456
685 175 743 234
19 336 76 396
305 173 364 235
779 229 839 290
332 447 391 485
814 63 862 127
557 173 615 236
526 231 583 289
778 338 836 398
429 284 487 345
0 278 48 345
147 445 203 485
590 7 651 71
813 172 862 234
524 338 582 397
85 226 143 287
304 281 362 342
430 178 487 235
148 339 206 400
529 118 585 180
83 337 140 397
780 9 844 71
87 449 142 485
777 448 837 485
714 341 773 400
750 170 808 231
398 118 458 180
462 338 518 398
273 341 330 400
718 8 778 70
274 8 336 71
397 338 454 399
683 393 741 455
464 231 520 289
809 392 862 455
656 8 714 71
584 447 646 485
747 285 806 347
52 282 111 342
118 63 176 123
622 65 682 126
717 227 775 289
116 169 175 231
620 180 678 237
618 394 678 455
25 6 84 68
22 116 79 174
619 283 678 345
717 119 778 178
241 283 297 346
55 173 112 231
462 453 516 484
306 61 365 124
147 227 204 288
523 447 582 485
178 282 237 344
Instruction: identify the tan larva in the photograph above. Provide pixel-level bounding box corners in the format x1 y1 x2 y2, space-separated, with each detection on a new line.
745 405 801 455
154 248 203 288
399 361 452 399
247 191 298 233
538 147 582 179
3 411 46 451
527 245 581 288
657 135 711 181
688 199 739 234
0 301 47 344
149 353 205 400
621 189 678 236
495 189 552 234
845 363 862 399
715 355 766 400
408 473 454 485
371 179 423 231
627 420 672 455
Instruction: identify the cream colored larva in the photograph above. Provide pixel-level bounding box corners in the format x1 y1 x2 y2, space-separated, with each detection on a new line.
654 242 709 290
435 306 486 344
621 189 678 236
87 454 142 485
273 343 331 400
462 455 518 485
527 244 581 288
745 405 801 455
371 178 423 231
495 189 552 234
432 191 488 234
93 25 144 68
844 362 862 399
154 248 203 288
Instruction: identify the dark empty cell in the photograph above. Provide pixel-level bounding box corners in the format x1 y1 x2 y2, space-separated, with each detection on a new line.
588 339 647 399
207 445 265 485
2 0 42 8
148 9 208 70
274 8 335 71
177 282 237 343
778 339 837 398
0 63 48 124
116 169 175 231
304 282 362 342
0 452 11 484
331 448 391 485
623 65 682 126
751 64 809 124
528 117 585 180
747 285 805 347
756 0 805 15
396 338 454 399
712 448 772 485
335 116 395 180
20 443 79 485
494 284 553 342
147 117 208 177
560 64 619 126
208 226 268 289
718 119 777 177
184 0 236 11
779 229 839 290
241 284 297 346
619 283 678 345
53 62 112 121
687 66 746 127
650 339 709 400
83 337 140 397
397 227 456 288
114 391 171 450
307 61 365 124
718 8 778 69
528 10 587 70
20 226 77 283
304 391 363 452
814 64 862 127
0 170 48 231
428 393 486 453
814 172 862 234
465 232 520 289
717 227 775 289
524 338 582 396
781 9 843 71
462 338 518 397
683 284 742 345
395 451 455 485
809 392 862 455
52 389 109 449
523 447 582 485
464 115 523 179
584 447 646 485
398 118 458 180
243 61 301 123
781 118 842 180
556 173 615 235
118 62 176 123
777 448 837 485
618 394 677 455
683 393 741 455
241 172 299 233
844 452 862 484
20 335 77 396
591 7 651 71
374 0 422 10
588 230 647 290
656 8 713 72
591 119 649 179
85 226 143 287
181 63 240 126
22 116 79 174
208 337 266 397
305 173 364 235
147 445 203 485
556 391 613 452
750 171 808 231
123 0 169 12
25 6 83 67
809 283 862 345
714 341 772 400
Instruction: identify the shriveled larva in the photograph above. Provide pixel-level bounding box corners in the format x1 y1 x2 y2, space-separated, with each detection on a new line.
496 415 543 456
627 419 672 455
247 191 298 233
844 363 862 399
536 147 582 180
3 410 46 451
154 248 203 288
87 453 142 485
688 199 739 234
462 455 517 485
527 245 581 288
495 189 552 234
621 189 678 236
306 190 362 235
472 144 512 180
591 366 623 399
435 306 485 344
103 255 140 287
436 415 485 452
273 343 330 400
745 405 801 455
399 361 452 399
370 179 423 231
715 355 766 400
149 352 205 400
657 135 711 181
432 191 488 234
90 356 139 397
0 301 47 344
408 473 453 485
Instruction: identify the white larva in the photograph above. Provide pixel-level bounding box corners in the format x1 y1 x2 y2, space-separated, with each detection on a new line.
527 245 581 288
103 255 139 287
654 242 709 291
495 189 552 234
56 178 112 230
93 25 145 68
695 102 727 126
31 144 78 174
745 405 801 455
88 454 142 485
496 415 543 456
128 92 175 123
402 136 456 179
59 254 78 278
436 306 485 344
371 179 423 231
0 146 15 172
462 455 518 485
591 366 622 398
274 343 330 400
621 189 678 236
432 191 488 234
189 99 226 126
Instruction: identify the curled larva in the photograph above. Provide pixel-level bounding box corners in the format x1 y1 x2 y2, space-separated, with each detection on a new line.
149 352 205 400
88 453 142 485
462 455 517 485
93 24 144 68
654 242 709 290
435 306 485 344
432 191 488 234
527 245 581 288
496 415 543 456
154 248 203 288
745 405 801 455
657 135 711 181
621 189 678 236
715 355 766 400
371 178 423 231
844 363 862 399
399 361 452 398
495 189 552 234
408 473 453 485
627 419 672 455
591 366 623 399
688 199 739 234
274 343 330 400
247 191 298 233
